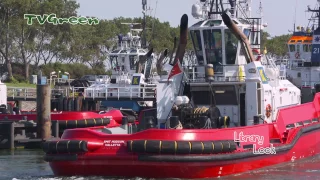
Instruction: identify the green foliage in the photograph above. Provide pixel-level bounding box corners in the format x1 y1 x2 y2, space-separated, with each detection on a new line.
39 62 107 79
265 34 291 56
5 77 19 84
5 82 36 88
261 31 291 56
13 74 28 83
0 0 292 81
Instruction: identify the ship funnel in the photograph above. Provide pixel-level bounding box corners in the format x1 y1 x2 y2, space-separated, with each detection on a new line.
221 11 255 63
173 14 188 65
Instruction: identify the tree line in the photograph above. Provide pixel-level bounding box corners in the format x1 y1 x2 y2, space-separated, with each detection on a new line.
0 0 291 83
261 32 291 57
0 0 193 82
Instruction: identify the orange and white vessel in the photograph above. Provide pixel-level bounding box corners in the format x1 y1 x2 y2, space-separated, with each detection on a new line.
285 1 320 103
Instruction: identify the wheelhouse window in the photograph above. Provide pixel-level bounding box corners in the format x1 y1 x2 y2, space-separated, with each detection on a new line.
111 50 120 53
130 49 137 53
203 29 222 73
289 45 295 52
204 20 222 26
243 28 254 46
296 44 301 52
303 44 311 52
129 55 137 70
225 29 239 64
243 29 250 38
190 30 204 64
191 86 238 106
110 56 118 70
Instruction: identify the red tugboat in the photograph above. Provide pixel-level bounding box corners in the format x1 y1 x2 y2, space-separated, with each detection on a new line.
42 1 320 179
0 75 135 133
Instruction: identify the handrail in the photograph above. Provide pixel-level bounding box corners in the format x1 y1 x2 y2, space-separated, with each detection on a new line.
85 86 156 100
302 81 319 87
184 65 247 83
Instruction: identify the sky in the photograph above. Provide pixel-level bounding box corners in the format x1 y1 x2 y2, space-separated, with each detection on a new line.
76 0 318 37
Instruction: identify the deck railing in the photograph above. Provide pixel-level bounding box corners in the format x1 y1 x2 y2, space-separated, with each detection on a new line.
183 65 246 83
301 81 319 88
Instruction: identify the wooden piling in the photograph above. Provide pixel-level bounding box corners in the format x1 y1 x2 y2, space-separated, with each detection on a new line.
36 84 51 140
0 121 15 149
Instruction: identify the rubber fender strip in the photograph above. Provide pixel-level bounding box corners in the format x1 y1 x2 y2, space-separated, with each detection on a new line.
128 140 236 154
137 123 320 162
44 154 77 162
224 116 228 128
59 118 110 129
43 140 88 154
243 144 254 149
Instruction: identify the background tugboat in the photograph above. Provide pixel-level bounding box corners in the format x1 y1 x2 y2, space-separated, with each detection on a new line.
42 0 320 179
82 1 173 116
285 0 320 103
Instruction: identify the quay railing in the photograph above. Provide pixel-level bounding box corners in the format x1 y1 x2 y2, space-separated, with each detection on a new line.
83 86 156 100
7 87 37 100
7 86 156 100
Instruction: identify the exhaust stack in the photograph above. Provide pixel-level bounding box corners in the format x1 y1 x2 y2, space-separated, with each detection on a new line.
173 14 188 65
221 11 254 63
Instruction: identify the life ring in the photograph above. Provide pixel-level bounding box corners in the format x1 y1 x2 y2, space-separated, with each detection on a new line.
295 52 300 59
265 104 272 118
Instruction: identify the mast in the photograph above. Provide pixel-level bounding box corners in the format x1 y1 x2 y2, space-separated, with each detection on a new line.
307 1 320 30
309 1 320 66
142 0 147 48
208 0 224 16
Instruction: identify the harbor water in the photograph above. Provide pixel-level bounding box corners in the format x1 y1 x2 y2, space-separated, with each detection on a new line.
1 150 320 180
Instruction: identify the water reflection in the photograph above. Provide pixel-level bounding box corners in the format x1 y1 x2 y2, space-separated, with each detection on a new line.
0 150 52 180
1 150 320 180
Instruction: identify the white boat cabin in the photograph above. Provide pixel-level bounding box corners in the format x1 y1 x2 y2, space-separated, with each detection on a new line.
156 0 301 128
109 28 154 83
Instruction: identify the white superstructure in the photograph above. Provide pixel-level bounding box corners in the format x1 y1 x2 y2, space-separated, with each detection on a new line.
0 80 7 108
156 0 301 128
284 1 320 103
